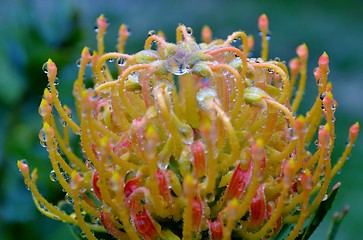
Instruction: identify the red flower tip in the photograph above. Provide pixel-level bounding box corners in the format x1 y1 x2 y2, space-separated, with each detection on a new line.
131 200 159 240
100 210 119 236
249 184 266 229
318 52 329 70
296 43 308 61
156 169 170 201
225 162 252 200
191 140 206 179
208 215 223 240
124 177 141 198
349 122 360 143
258 14 269 33
92 170 102 201
192 194 203 231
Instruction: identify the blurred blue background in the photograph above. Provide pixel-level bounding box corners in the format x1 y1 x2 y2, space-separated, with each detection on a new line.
0 0 362 239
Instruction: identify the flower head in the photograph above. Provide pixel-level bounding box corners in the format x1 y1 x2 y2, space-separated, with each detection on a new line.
18 14 359 239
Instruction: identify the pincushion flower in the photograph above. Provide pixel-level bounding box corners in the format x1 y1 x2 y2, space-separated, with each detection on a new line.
18 14 359 239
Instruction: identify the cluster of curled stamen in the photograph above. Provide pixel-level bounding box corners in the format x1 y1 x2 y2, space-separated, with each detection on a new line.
18 14 359 239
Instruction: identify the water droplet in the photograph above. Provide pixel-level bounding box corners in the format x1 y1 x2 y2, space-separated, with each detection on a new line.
267 68 274 74
186 27 193 35
54 77 59 85
62 172 70 180
101 65 106 72
94 25 99 33
320 92 327 100
38 105 48 117
322 194 328 201
65 193 74 204
108 58 115 63
266 33 271 41
90 216 99 224
39 129 47 147
117 57 127 66
196 87 218 110
42 62 48 74
49 170 58 182
148 30 156 36
221 69 228 76
76 59 81 67
20 159 28 165
165 50 191 76
205 193 215 202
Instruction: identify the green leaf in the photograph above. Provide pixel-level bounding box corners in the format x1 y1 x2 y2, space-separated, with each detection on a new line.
296 182 341 240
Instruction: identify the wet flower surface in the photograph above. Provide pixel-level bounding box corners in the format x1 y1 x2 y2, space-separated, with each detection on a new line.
18 14 359 239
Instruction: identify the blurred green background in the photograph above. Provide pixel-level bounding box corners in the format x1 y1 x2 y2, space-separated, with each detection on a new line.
0 0 362 239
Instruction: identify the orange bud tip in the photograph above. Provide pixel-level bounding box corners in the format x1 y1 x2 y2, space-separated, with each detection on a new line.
17 160 29 174
294 115 305 131
349 122 359 142
258 14 269 32
47 59 57 77
119 24 129 38
247 35 254 51
202 25 212 44
81 47 91 59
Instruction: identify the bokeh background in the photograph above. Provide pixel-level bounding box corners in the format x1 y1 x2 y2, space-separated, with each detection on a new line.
0 0 362 239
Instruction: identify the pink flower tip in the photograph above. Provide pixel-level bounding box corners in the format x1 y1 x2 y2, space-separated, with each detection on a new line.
318 52 329 70
119 24 129 38
296 43 308 61
47 59 57 78
294 115 305 132
289 58 300 75
258 14 269 33
97 15 108 32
